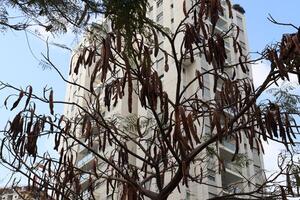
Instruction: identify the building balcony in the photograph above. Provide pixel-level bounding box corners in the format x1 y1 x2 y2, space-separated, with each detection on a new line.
224 162 242 175
80 173 89 184
222 184 243 196
220 144 244 191
215 16 228 32
220 139 236 153
77 152 94 168
221 165 244 195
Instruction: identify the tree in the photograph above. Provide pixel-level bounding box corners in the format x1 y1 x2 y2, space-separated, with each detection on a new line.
0 0 300 199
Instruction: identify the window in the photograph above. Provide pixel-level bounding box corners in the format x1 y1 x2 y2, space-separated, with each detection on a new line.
171 18 174 23
207 169 216 181
170 4 173 8
204 124 211 136
236 15 243 28
156 0 163 7
7 195 12 200
149 6 153 12
156 12 163 22
203 86 210 100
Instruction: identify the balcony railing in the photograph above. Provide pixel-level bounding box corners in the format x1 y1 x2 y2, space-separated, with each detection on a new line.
223 186 243 195
222 140 236 152
224 162 242 174
77 153 94 168
80 173 89 184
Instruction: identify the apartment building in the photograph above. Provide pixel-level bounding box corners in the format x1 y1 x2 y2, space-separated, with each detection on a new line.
0 186 49 200
64 1 265 199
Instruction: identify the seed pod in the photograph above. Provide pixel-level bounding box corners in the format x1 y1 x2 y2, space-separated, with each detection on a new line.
163 92 169 123
164 51 169 72
195 70 204 89
116 31 122 53
11 91 24 111
187 113 200 144
183 0 188 17
74 54 82 75
226 0 233 18
153 29 159 57
123 54 133 113
49 90 54 115
179 106 193 148
266 109 278 138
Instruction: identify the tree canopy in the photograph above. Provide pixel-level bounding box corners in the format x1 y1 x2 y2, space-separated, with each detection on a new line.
0 0 300 200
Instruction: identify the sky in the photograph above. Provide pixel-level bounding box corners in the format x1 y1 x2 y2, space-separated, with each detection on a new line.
0 0 300 187
233 0 300 175
0 26 78 184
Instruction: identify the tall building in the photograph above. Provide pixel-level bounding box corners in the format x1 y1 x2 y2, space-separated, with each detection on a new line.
0 186 50 200
64 1 265 199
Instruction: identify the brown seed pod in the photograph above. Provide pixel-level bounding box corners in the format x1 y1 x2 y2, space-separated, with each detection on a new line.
183 0 188 17
11 90 24 111
49 90 54 115
226 0 233 18
153 29 159 57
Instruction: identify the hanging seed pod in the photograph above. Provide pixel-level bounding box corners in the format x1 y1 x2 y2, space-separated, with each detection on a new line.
10 91 24 111
47 160 52 176
187 113 200 144
153 29 159 57
163 92 169 124
179 106 193 148
54 132 61 151
212 110 223 140
84 119 92 142
116 31 122 53
195 70 204 89
10 112 22 139
49 90 54 115
266 109 278 138
193 10 198 28
264 112 273 139
255 107 267 141
164 51 169 72
210 0 220 32
74 54 83 75
226 0 233 18
124 54 133 113
292 34 300 53
183 0 188 17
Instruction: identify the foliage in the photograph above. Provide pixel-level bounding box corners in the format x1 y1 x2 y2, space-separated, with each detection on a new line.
268 82 300 114
0 0 300 200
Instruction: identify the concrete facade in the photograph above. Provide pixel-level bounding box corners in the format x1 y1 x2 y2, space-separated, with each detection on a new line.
64 1 265 199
